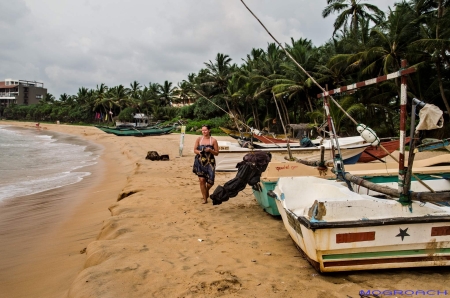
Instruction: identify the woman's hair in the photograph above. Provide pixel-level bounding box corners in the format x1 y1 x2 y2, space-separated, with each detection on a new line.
202 124 211 136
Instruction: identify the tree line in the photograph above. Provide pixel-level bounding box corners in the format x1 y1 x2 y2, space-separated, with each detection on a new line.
3 0 449 138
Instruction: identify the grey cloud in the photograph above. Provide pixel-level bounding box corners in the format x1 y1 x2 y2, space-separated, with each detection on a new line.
0 0 397 98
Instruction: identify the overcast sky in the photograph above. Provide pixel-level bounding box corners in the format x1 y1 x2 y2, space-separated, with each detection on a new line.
1 0 397 98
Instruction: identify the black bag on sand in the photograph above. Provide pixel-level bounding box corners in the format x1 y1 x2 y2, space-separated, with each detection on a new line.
146 151 170 161
211 152 272 205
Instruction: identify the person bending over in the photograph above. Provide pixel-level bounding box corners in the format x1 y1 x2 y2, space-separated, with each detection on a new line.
192 125 219 204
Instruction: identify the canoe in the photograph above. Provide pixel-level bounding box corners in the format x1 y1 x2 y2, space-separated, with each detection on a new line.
272 176 450 272
95 125 174 136
216 140 368 171
358 137 411 163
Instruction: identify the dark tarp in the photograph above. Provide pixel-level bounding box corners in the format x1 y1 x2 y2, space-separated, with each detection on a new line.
211 151 272 205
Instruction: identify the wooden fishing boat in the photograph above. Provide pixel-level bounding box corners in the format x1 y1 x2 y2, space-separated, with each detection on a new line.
95 125 175 136
219 127 253 140
252 134 296 144
271 176 450 272
259 87 450 272
250 135 365 149
219 127 288 141
358 137 411 163
252 154 450 216
216 140 368 171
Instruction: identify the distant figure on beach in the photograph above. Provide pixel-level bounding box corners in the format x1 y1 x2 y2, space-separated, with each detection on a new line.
193 125 219 204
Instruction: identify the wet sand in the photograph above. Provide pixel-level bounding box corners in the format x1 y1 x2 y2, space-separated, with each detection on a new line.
0 120 449 298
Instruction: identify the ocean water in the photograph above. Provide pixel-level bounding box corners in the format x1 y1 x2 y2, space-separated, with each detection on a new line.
0 125 100 202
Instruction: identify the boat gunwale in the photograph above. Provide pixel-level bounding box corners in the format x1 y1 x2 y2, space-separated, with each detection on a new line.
218 142 370 153
293 213 450 230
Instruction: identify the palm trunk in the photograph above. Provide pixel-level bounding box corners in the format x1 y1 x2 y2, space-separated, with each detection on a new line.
306 94 314 113
251 103 260 130
436 61 450 116
435 1 450 116
280 97 290 126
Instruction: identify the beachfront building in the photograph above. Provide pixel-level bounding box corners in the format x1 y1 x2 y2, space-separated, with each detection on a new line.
0 79 47 107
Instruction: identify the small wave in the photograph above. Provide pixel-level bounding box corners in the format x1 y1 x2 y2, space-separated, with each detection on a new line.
0 126 101 202
0 172 91 201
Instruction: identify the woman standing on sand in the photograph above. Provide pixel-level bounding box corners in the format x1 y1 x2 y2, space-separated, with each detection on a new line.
193 125 219 204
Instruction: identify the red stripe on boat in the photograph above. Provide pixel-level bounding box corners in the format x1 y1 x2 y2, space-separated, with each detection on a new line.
431 226 450 236
336 232 375 243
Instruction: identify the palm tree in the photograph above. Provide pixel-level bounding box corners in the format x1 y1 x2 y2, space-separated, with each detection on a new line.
272 38 320 117
203 53 234 95
93 84 121 122
409 0 450 115
248 43 286 130
174 79 195 105
322 0 385 37
157 80 176 106
109 85 131 114
40 93 55 104
129 81 141 102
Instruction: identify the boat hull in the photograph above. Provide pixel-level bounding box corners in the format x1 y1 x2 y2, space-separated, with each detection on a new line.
216 141 367 171
252 155 450 217
252 181 280 215
95 125 174 136
358 137 410 163
273 176 450 272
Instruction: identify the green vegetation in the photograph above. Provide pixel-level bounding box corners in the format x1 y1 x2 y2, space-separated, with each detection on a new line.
2 0 449 139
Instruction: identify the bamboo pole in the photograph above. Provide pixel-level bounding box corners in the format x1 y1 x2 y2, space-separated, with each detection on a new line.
344 173 449 203
273 92 293 159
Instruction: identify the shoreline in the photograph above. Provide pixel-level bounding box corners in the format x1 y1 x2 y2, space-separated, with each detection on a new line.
1 120 449 298
0 121 133 297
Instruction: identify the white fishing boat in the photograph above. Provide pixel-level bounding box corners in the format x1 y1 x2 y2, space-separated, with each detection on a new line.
252 154 450 216
271 176 450 272
250 135 365 149
253 62 450 273
216 140 369 171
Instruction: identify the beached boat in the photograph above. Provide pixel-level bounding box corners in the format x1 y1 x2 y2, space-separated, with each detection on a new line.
271 176 450 272
358 137 411 163
95 125 175 136
216 140 369 171
252 134 296 144
252 154 450 215
250 135 365 149
248 66 450 272
219 127 253 140
219 127 288 141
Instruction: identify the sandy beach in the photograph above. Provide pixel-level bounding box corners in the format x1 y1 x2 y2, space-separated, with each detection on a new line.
1 120 449 298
